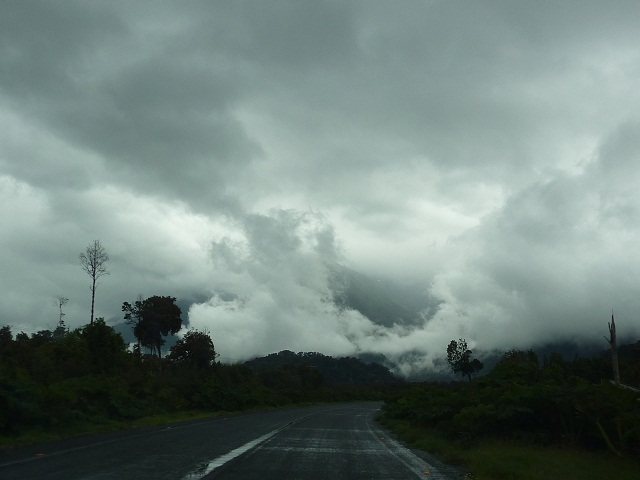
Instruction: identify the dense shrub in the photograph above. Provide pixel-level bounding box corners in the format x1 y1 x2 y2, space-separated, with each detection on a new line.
382 349 640 457
0 323 390 441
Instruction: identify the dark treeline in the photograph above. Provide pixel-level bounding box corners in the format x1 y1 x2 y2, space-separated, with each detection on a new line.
245 350 400 385
381 347 640 458
0 320 396 442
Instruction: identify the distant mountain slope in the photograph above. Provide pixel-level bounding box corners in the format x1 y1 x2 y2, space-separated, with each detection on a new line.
329 266 438 327
245 350 401 385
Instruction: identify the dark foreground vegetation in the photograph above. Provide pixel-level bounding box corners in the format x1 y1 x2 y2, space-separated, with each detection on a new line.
380 347 640 479
0 321 396 446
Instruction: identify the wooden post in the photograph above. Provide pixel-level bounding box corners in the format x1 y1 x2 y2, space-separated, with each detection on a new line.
606 313 621 387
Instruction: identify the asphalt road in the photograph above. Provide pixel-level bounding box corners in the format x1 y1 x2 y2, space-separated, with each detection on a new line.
0 402 461 479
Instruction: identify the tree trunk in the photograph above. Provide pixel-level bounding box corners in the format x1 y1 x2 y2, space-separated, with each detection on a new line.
90 277 96 324
607 314 621 387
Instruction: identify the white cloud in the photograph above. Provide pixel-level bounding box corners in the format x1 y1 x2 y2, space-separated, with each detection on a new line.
2 1 640 374
187 210 367 362
429 124 640 350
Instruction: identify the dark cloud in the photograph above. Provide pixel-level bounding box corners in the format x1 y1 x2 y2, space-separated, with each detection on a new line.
1 1 640 374
0 1 123 98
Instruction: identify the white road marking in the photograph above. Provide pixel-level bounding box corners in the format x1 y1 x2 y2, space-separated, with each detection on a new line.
181 429 280 480
181 413 318 480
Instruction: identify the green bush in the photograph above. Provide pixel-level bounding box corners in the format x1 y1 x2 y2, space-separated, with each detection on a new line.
382 350 640 457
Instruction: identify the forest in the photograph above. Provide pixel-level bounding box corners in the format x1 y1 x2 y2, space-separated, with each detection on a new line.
244 350 400 385
3 307 639 462
0 316 396 444
381 344 640 460
2 310 640 477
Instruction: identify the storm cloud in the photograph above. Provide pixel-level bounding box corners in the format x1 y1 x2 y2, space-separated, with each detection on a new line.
2 1 640 374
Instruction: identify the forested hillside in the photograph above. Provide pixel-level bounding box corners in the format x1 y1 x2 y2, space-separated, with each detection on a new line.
244 350 400 385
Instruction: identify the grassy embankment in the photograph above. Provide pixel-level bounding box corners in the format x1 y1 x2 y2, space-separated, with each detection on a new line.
0 409 224 449
379 417 640 480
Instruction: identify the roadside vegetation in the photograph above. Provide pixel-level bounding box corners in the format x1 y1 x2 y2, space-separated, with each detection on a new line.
379 345 640 479
379 419 639 480
0 319 395 447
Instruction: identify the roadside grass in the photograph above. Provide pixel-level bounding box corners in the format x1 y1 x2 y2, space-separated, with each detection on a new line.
0 410 222 449
379 419 640 480
0 421 124 449
128 409 223 427
0 403 321 449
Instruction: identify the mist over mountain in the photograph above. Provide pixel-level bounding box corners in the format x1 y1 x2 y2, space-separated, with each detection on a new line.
106 266 640 382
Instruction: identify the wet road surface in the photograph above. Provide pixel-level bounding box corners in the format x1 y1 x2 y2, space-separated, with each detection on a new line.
0 402 461 479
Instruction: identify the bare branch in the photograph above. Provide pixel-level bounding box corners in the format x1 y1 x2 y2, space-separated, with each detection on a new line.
79 240 110 280
79 240 109 324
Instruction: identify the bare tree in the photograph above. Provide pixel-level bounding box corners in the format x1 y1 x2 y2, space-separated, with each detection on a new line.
79 240 109 324
55 296 68 324
606 312 621 387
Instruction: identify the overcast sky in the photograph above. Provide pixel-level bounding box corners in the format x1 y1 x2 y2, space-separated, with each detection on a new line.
2 1 640 374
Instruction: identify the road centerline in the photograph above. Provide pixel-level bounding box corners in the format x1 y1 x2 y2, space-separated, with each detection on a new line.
180 412 321 480
181 429 280 480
